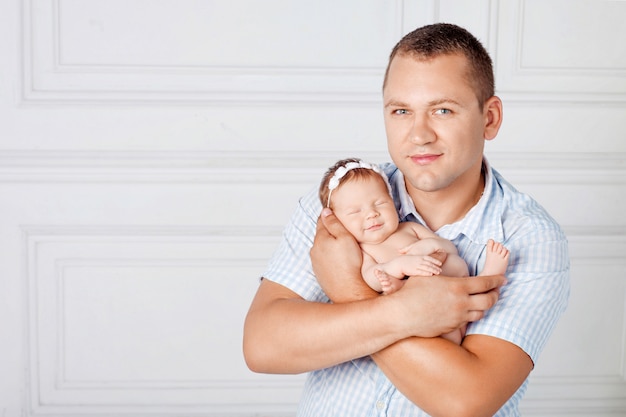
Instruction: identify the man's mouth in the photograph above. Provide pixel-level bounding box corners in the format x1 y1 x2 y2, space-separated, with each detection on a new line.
410 154 440 165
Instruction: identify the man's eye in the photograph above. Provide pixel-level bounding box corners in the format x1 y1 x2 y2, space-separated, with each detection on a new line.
435 108 451 115
393 109 408 115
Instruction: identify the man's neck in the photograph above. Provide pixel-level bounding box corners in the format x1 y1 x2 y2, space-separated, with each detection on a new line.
408 168 485 232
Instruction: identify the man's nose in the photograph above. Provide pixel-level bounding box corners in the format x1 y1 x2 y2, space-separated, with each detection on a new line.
410 115 435 145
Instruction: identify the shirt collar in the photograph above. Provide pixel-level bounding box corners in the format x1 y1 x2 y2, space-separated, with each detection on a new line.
384 158 505 244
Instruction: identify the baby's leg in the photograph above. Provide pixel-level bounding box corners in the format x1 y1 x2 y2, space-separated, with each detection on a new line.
441 253 469 277
375 268 406 295
480 239 509 276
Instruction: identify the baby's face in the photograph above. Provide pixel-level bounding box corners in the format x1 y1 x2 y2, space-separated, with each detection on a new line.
331 175 399 245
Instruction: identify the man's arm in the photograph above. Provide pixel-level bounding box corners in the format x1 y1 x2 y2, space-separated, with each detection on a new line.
313 209 528 417
243 208 504 377
243 273 502 375
372 334 532 417
243 278 409 374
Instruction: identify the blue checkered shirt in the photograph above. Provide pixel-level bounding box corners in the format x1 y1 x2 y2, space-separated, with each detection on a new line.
263 159 570 416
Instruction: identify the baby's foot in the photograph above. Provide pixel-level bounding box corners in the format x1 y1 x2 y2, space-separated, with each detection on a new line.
480 239 509 276
375 268 405 295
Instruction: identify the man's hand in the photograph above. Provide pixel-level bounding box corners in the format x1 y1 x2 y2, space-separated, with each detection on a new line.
389 274 504 338
310 208 377 302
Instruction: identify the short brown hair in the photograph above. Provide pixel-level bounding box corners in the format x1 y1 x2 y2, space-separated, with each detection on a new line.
383 23 494 106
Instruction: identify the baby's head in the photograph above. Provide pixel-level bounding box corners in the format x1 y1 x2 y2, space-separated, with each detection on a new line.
319 158 392 208
319 158 399 244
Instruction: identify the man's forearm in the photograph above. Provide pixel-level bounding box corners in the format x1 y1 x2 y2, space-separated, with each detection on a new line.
371 334 532 417
243 279 408 374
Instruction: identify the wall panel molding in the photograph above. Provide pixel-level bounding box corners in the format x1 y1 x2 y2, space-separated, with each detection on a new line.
522 379 626 416
23 225 304 416
495 0 626 104
1 150 625 185
485 152 626 185
25 0 626 105
20 0 409 105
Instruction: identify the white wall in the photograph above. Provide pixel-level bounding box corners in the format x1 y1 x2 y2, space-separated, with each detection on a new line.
0 0 624 416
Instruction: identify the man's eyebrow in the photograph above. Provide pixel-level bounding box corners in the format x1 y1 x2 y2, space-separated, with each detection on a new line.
383 99 409 109
384 98 465 108
427 98 464 107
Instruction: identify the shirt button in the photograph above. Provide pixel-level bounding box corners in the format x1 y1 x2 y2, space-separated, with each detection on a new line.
376 400 385 410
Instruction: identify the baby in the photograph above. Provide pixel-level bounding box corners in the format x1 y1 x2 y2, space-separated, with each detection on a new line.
318 158 510 295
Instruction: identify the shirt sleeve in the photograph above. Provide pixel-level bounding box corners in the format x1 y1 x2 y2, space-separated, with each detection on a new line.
261 187 330 303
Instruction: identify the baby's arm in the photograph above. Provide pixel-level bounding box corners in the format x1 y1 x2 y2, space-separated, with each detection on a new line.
400 224 469 277
400 236 457 257
362 252 443 293
361 252 385 292
400 223 459 255
381 254 443 278
364 254 442 285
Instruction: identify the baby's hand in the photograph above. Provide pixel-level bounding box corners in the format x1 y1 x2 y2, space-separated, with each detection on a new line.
399 244 448 267
397 255 442 277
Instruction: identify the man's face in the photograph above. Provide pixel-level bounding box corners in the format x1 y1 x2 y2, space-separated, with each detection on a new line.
331 175 399 245
382 53 489 195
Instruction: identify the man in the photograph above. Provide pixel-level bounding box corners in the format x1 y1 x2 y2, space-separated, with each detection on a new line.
243 23 569 417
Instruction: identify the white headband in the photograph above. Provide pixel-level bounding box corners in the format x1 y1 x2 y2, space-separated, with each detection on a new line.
326 160 392 207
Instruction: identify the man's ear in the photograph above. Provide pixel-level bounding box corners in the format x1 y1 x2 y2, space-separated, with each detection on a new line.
483 96 503 141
